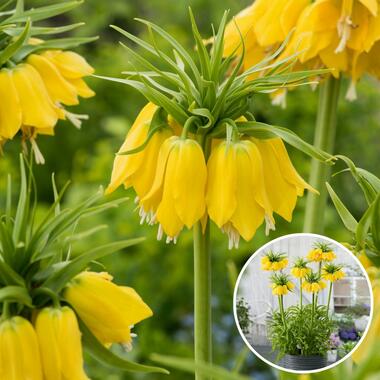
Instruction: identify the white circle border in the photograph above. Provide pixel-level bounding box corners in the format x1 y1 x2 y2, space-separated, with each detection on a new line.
232 232 374 375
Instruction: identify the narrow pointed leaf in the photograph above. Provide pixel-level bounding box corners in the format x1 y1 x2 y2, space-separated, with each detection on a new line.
79 318 169 374
0 285 32 307
326 183 358 233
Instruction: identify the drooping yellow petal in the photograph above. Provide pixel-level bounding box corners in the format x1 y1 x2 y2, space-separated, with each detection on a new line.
27 54 79 105
252 138 298 222
0 317 43 380
230 143 265 241
172 139 207 228
359 0 378 15
156 141 184 237
35 308 62 379
59 307 89 380
12 64 60 129
0 69 22 139
64 271 153 345
44 50 94 79
269 138 316 195
130 128 172 200
206 141 237 227
106 102 158 194
67 77 95 98
142 135 177 211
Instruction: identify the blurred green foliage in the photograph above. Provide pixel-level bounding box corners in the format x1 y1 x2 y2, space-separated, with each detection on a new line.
0 0 379 379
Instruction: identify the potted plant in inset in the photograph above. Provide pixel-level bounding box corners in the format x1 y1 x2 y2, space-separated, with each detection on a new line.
263 245 345 370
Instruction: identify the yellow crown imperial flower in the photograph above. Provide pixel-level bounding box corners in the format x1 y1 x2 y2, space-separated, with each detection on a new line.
252 138 318 222
64 271 153 347
322 263 345 282
302 279 327 293
0 316 43 380
106 103 174 225
322 250 337 261
261 251 288 271
142 135 207 242
291 266 311 279
270 273 294 295
307 248 324 262
35 306 88 380
206 139 274 249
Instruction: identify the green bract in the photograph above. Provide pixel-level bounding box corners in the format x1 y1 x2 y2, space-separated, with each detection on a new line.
0 0 97 68
96 9 334 163
327 155 380 260
0 155 167 374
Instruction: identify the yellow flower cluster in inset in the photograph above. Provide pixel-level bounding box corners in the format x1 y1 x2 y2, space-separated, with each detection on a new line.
272 281 295 296
308 243 336 262
302 280 327 293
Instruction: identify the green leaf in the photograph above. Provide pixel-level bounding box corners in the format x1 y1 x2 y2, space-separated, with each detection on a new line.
4 22 84 37
326 183 358 233
336 155 378 204
0 260 25 286
14 36 98 62
43 238 145 293
0 18 30 66
231 121 334 163
94 75 189 124
150 354 251 380
371 193 380 251
135 18 202 89
2 0 83 24
0 285 32 307
356 202 375 249
79 319 169 374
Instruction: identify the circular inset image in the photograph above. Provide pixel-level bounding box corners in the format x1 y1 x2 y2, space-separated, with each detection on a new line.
233 233 373 373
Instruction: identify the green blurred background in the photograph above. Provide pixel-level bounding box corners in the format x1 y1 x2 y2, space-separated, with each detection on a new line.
1 0 380 379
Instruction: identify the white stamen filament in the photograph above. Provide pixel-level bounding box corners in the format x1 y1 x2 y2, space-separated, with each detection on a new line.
346 80 357 101
221 223 240 250
30 138 45 164
65 110 89 129
265 215 276 236
336 16 353 53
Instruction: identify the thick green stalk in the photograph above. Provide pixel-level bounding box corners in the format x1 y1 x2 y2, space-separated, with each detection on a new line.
193 220 212 380
278 295 286 329
327 282 333 314
300 278 303 309
303 76 341 233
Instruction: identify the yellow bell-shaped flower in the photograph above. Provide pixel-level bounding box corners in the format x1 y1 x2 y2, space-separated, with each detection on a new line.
0 69 22 140
106 103 174 224
251 137 316 222
142 136 207 241
39 50 95 99
63 271 153 346
35 306 88 380
206 139 274 249
0 316 43 380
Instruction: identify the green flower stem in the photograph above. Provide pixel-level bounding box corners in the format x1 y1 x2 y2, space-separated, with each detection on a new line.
303 76 341 234
300 278 303 309
2 302 11 320
327 282 333 314
193 132 212 380
278 295 286 329
193 221 212 380
311 293 315 324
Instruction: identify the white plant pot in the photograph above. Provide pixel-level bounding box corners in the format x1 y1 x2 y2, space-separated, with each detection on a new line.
327 349 338 362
